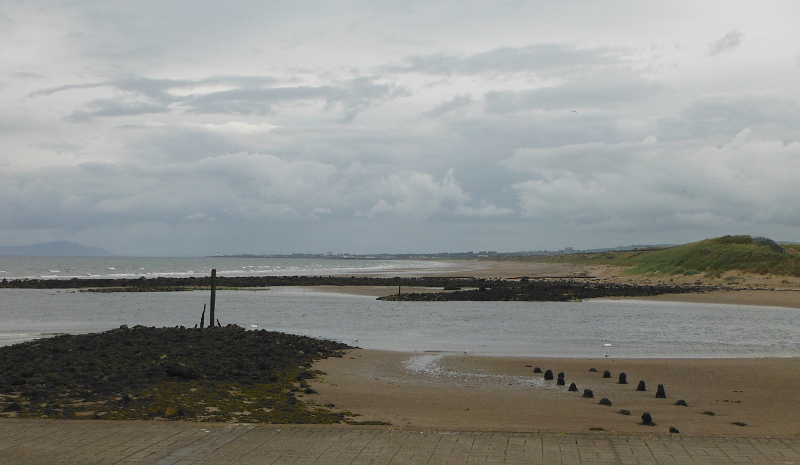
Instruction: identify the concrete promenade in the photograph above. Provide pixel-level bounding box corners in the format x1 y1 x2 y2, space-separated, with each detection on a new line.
2 420 799 464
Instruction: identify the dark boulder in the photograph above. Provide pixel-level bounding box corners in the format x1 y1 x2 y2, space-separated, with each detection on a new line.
640 412 656 426
618 372 627 384
602 370 611 378
675 399 688 407
568 382 578 392
655 384 666 398
544 369 554 380
582 389 594 398
669 426 680 434
598 398 612 406
636 380 646 391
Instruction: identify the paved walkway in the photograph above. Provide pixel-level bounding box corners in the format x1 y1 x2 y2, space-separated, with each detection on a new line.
2 420 799 464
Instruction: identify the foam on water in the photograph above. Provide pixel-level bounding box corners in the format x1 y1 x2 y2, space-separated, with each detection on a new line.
0 256 452 280
402 353 548 388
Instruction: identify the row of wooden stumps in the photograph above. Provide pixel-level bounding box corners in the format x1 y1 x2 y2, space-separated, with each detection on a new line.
199 268 219 329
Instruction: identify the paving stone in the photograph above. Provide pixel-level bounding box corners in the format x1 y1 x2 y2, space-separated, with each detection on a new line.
2 420 800 464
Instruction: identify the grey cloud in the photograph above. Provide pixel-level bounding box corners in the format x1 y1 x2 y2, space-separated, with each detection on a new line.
504 131 800 230
12 72 47 81
708 30 742 56
383 44 627 76
186 77 408 121
66 99 170 121
0 153 342 229
28 82 108 98
420 94 473 118
31 76 279 103
484 75 664 113
33 75 405 122
657 95 800 141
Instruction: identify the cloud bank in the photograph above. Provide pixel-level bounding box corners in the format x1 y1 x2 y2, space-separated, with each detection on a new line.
1 1 798 255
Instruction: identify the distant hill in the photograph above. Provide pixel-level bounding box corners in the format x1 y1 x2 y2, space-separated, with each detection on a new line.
533 235 800 277
0 241 111 257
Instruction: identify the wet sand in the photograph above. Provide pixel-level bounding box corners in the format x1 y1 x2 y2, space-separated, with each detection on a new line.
306 260 800 436
310 350 800 437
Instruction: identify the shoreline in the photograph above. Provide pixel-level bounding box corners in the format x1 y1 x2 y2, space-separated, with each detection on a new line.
310 349 800 437
307 285 800 309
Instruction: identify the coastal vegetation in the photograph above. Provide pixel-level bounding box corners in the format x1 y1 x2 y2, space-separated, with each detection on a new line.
532 236 800 278
0 325 357 423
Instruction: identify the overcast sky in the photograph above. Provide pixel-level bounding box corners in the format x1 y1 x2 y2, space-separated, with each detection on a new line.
2 1 799 256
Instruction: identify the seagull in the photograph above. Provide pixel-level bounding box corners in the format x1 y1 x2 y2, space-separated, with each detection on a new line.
250 322 259 329
603 343 613 347
352 339 359 346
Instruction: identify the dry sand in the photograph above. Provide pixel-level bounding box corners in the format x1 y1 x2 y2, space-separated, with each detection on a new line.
304 260 800 437
310 350 800 437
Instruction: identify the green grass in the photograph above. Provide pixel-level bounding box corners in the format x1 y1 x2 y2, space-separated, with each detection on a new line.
530 235 800 278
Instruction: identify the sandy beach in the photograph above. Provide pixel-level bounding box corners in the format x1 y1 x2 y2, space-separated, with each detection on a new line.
304 260 800 437
310 350 800 437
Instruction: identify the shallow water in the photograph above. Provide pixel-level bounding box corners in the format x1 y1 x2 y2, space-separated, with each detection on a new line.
1 287 798 358
0 256 452 280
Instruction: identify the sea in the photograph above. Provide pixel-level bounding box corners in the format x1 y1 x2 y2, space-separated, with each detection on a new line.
1 256 799 358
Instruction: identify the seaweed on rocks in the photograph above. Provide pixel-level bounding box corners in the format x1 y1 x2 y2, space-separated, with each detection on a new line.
0 275 488 291
1 276 725 303
378 279 718 302
0 326 354 424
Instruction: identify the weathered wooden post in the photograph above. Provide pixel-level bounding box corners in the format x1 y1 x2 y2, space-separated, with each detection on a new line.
209 268 217 328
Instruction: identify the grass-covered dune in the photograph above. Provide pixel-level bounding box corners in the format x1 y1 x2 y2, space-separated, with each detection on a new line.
0 325 359 424
536 235 800 278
